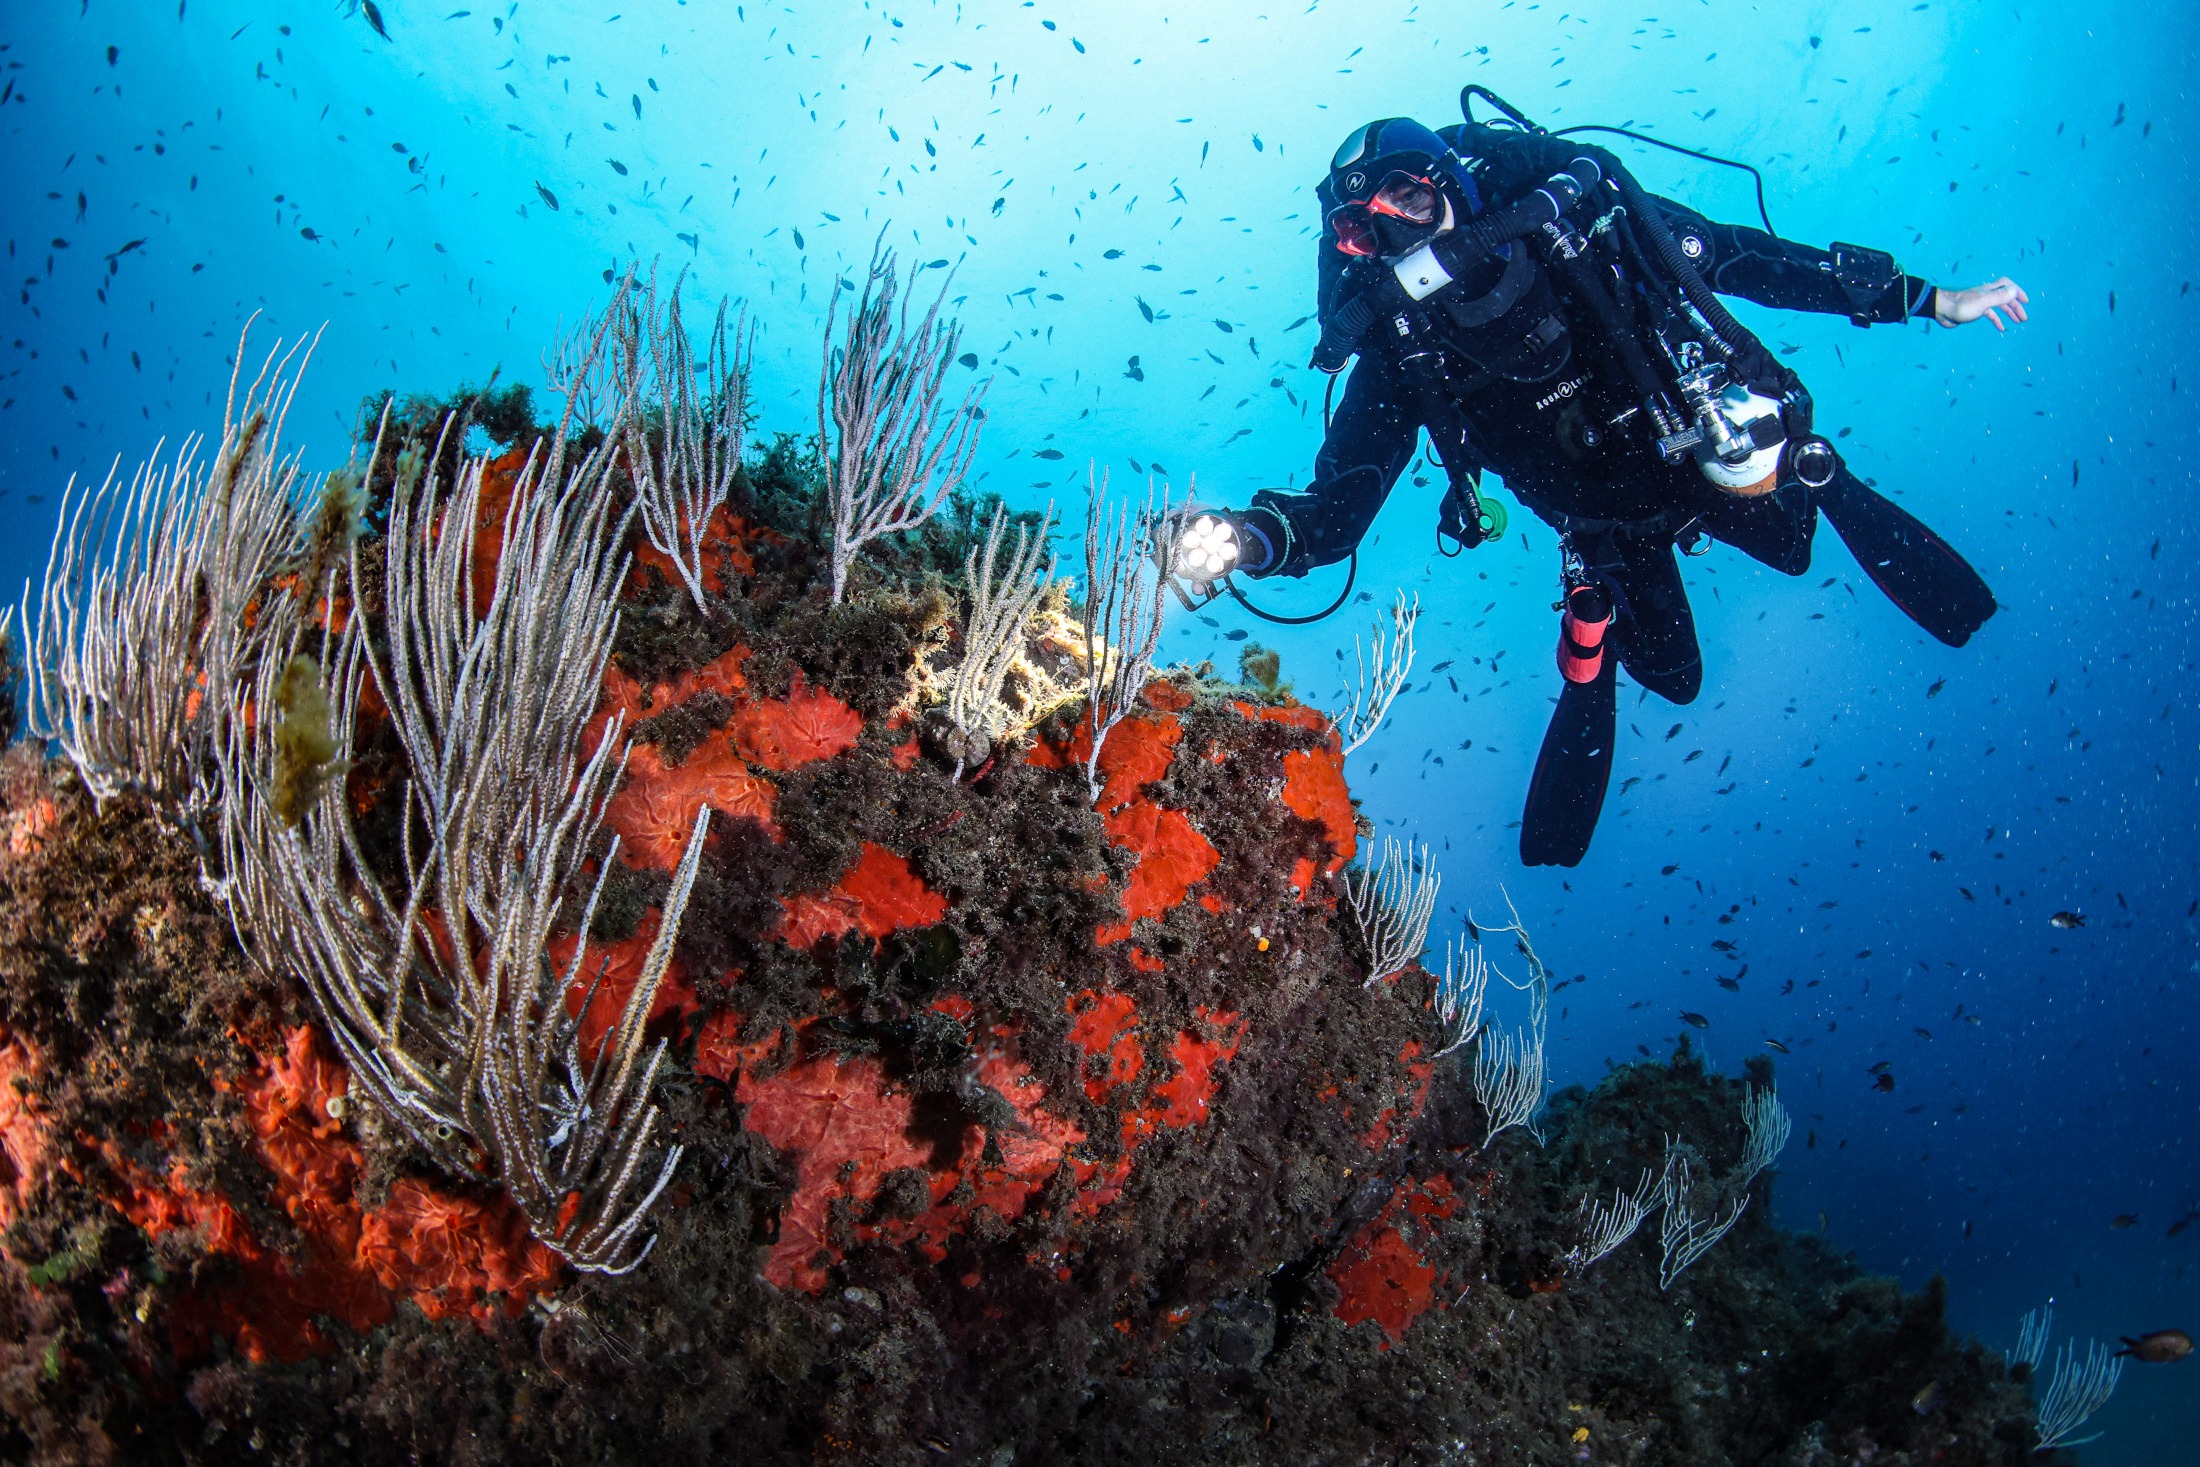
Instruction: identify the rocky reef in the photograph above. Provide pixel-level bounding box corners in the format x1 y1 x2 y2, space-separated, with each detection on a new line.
0 378 2054 1465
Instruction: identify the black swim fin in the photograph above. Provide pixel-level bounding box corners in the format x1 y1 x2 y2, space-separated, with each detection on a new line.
1520 652 1616 868
1818 472 1997 647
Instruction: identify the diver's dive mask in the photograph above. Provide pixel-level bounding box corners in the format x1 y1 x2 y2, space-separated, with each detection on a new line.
1326 116 1477 260
1327 172 1445 258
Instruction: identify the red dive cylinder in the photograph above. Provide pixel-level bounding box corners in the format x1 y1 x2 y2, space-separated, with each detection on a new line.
1556 584 1612 684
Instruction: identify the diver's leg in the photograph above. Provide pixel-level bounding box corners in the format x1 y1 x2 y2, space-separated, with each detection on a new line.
1692 481 1817 576
1816 463 1998 646
1245 354 1419 577
1603 531 1703 705
1521 644 1617 868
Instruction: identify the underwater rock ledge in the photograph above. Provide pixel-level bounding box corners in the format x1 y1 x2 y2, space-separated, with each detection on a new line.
0 366 2055 1465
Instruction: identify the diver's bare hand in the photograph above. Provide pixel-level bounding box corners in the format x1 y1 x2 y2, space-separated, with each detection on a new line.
1934 277 2030 330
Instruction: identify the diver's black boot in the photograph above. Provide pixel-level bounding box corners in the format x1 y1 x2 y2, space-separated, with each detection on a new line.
1521 589 1618 868
1818 470 1998 647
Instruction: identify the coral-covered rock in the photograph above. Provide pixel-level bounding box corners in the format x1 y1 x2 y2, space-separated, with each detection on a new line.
1329 1173 1459 1347
551 907 700 1061
97 1024 562 1363
1097 799 1219 940
776 842 947 951
0 1023 49 1229
605 738 779 866
0 393 2043 1467
733 670 863 772
721 1022 1084 1293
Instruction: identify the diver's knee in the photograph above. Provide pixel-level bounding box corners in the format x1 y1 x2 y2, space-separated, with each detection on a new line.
1624 656 1701 705
1773 534 1813 577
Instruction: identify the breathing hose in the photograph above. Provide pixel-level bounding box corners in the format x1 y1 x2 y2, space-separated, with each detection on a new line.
1228 551 1358 625
1606 163 1774 379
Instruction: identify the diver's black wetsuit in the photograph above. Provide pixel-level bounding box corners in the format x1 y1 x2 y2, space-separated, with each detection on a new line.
1241 120 1995 864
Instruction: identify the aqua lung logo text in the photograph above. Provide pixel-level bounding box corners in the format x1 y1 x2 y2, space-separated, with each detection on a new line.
1534 376 1589 411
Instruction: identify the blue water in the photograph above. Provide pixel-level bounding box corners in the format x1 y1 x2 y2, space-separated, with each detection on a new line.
4 1 2193 1456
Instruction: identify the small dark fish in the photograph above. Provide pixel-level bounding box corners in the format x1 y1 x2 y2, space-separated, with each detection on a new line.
1926 677 1946 698
1873 1073 1896 1092
1715 977 1740 992
105 238 146 261
1679 1011 1709 1029
359 0 390 40
1911 1380 1941 1417
1103 248 1124 259
533 181 560 210
608 158 628 175
2049 911 2086 929
2109 1213 2139 1230
1135 296 1155 323
2167 1205 2200 1238
1223 629 1248 642
1033 448 1064 460
2115 1330 2192 1364
676 231 699 252
299 226 321 241
792 227 805 250
957 352 980 370
1763 1038 1789 1054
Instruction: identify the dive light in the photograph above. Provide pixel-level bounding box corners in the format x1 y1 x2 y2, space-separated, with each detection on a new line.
1157 506 1246 610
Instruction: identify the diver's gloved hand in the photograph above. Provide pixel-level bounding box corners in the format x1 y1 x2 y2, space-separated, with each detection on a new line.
1169 505 1281 581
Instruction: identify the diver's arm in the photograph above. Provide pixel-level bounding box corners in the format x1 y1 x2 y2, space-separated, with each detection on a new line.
1239 351 1422 579
1650 196 1934 326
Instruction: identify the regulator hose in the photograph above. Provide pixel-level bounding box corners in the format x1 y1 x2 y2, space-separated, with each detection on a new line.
1465 155 1604 253
1606 162 1779 384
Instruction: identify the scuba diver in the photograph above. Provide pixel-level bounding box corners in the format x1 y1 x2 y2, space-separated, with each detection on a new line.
1171 91 2026 867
